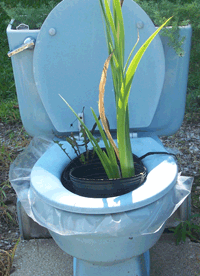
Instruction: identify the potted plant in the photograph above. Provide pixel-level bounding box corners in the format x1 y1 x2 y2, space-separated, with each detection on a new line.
59 0 171 198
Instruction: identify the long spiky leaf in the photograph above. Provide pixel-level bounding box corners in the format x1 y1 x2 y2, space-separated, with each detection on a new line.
124 17 172 103
113 0 125 66
91 109 120 178
104 0 123 68
123 29 140 74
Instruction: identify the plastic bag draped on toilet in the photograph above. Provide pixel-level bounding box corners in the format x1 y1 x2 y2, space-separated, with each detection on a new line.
9 137 193 237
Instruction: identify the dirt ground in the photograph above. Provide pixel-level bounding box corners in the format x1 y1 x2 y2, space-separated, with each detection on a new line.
0 117 200 274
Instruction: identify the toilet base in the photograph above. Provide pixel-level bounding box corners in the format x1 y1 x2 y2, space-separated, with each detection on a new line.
73 251 150 276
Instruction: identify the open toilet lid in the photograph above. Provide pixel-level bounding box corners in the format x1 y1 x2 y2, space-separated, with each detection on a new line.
33 0 165 133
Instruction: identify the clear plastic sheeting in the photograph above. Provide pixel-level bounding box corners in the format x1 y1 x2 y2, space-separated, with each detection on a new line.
9 137 193 237
9 137 53 218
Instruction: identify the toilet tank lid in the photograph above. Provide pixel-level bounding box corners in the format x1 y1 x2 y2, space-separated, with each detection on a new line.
33 0 165 134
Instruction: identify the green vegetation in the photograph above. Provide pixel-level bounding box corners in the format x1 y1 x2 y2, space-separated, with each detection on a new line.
135 0 199 55
61 1 171 179
0 5 17 123
0 1 60 29
0 0 199 124
0 126 30 224
170 214 200 244
0 182 13 223
54 126 100 165
0 143 15 225
134 0 200 121
0 237 20 276
0 0 60 124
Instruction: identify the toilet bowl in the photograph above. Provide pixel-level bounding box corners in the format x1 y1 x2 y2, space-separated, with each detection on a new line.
30 138 178 276
7 0 192 275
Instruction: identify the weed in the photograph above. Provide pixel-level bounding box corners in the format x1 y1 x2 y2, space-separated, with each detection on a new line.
54 125 100 164
134 0 200 121
0 182 14 224
0 249 12 276
0 99 21 124
135 0 200 56
170 214 200 244
0 237 20 276
1 144 12 163
192 191 200 210
186 89 200 114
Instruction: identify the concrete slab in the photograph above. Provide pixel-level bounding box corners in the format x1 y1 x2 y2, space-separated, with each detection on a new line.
150 234 200 276
11 234 200 276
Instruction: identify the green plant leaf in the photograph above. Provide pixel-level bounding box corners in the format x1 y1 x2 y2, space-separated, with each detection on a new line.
59 94 120 179
123 30 140 74
91 108 121 178
113 0 125 66
124 17 172 106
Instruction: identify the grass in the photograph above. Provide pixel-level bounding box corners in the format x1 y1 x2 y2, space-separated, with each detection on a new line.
0 100 21 124
170 214 200 244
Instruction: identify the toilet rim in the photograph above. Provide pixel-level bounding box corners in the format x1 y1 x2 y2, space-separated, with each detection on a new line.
30 137 178 215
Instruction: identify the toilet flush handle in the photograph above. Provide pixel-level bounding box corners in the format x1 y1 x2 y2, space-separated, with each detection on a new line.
8 37 35 57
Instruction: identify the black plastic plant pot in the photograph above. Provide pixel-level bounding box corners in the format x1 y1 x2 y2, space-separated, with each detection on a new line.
61 149 147 198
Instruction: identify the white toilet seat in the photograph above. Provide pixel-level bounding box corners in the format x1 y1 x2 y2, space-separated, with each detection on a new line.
30 137 178 215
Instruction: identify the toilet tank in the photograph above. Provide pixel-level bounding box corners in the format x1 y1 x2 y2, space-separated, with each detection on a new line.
6 22 56 137
6 1 192 138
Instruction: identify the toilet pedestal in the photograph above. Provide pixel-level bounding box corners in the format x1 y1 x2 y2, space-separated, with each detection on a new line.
73 251 150 276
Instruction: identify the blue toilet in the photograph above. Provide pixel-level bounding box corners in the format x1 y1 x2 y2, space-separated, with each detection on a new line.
7 0 192 275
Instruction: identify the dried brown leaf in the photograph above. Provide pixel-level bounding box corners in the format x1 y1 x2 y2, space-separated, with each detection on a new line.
99 52 119 160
